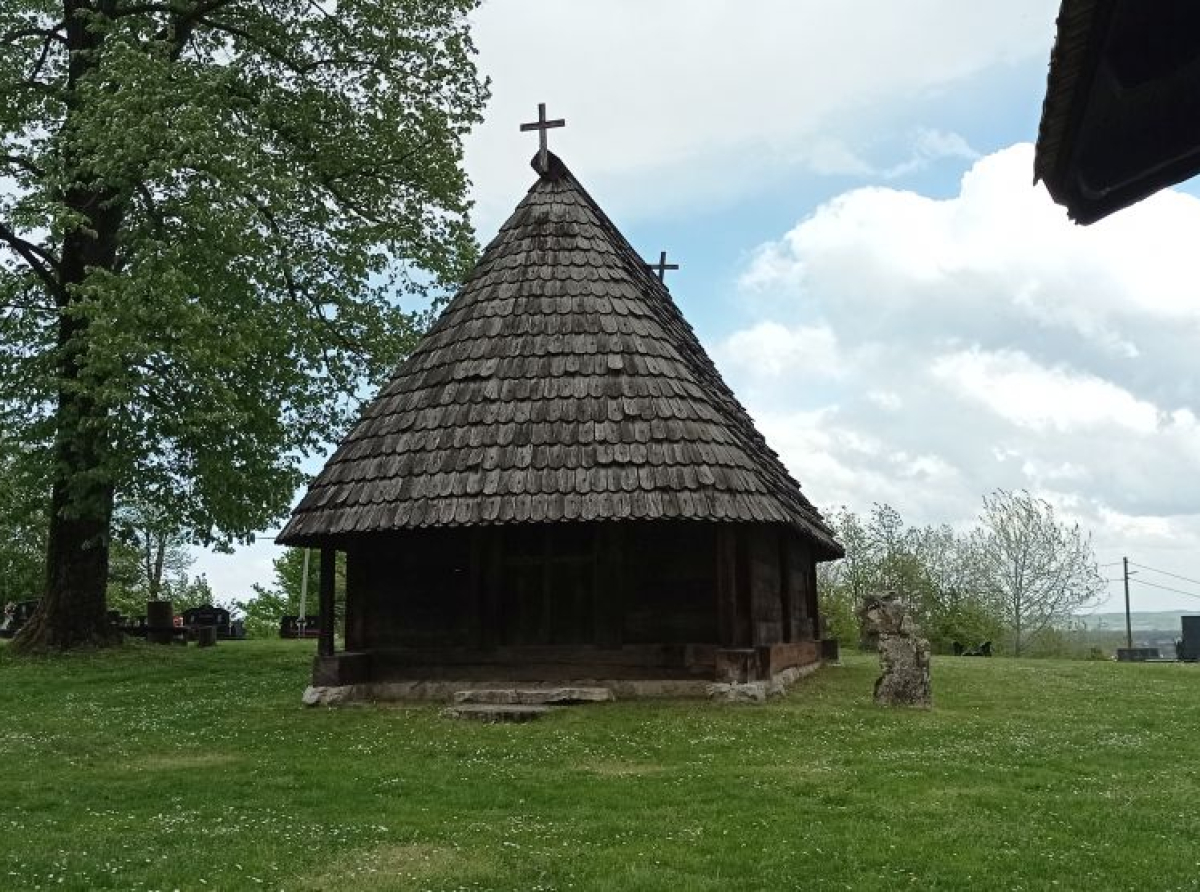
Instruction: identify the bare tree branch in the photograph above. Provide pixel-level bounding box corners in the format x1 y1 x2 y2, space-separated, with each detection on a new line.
0 222 60 295
0 25 67 47
1 153 45 177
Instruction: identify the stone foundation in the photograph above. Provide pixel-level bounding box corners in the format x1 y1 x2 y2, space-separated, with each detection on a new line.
301 660 826 706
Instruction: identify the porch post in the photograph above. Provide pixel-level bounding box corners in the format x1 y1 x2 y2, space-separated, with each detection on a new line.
318 545 335 657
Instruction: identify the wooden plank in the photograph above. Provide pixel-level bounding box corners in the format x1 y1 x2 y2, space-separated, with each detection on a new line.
318 545 336 658
715 524 735 646
778 527 794 643
468 528 483 649
344 547 365 651
368 643 716 681
746 525 781 646
595 523 624 648
801 540 819 640
482 530 502 648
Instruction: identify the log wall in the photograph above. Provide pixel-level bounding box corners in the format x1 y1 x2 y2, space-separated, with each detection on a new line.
342 519 822 678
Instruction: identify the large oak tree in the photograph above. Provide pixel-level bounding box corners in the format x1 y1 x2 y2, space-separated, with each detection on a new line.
0 0 488 649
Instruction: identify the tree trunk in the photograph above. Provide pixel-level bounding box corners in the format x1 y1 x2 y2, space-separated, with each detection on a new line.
151 533 165 600
13 472 119 650
11 2 125 652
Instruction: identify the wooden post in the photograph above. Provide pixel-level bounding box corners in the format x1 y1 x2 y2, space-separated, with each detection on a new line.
343 548 366 652
318 545 335 657
801 543 819 641
1122 556 1133 651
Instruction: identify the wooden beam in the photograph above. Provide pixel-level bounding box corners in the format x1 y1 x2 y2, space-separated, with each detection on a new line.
779 528 794 643
716 525 746 647
468 528 484 649
318 545 336 657
595 523 623 648
482 531 502 648
344 548 364 651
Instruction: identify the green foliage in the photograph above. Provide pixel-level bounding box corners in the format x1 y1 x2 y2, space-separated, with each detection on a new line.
0 429 45 604
818 494 1100 656
112 496 195 598
0 1 489 628
3 642 1200 889
236 547 344 638
819 503 1002 652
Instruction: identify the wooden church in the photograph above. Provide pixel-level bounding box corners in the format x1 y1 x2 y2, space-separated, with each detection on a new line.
278 110 843 695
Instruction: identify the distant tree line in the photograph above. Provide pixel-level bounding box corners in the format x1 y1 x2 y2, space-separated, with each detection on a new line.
819 490 1106 656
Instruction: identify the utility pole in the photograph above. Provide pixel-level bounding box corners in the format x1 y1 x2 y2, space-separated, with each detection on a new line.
299 548 311 622
1123 556 1133 650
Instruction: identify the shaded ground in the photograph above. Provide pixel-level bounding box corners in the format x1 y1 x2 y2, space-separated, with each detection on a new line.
2 640 1198 890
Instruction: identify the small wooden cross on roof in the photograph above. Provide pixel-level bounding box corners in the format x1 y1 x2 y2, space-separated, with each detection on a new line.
646 250 679 283
520 102 566 172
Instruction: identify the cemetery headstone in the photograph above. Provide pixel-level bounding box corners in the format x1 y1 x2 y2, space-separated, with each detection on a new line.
1116 646 1160 662
857 592 932 708
1 600 40 638
280 615 319 639
182 604 232 638
146 599 175 645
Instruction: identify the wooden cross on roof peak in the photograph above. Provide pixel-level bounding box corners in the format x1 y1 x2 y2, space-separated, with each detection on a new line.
520 102 566 173
646 250 679 283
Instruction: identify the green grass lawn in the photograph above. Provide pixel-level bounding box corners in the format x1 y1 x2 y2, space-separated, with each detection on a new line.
2 640 1198 891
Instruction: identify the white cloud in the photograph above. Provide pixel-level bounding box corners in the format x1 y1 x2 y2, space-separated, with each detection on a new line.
930 348 1159 433
719 143 1200 609
800 138 878 178
464 0 1058 228
882 128 980 178
717 322 842 380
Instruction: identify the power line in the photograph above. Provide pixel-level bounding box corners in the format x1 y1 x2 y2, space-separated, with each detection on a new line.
1131 578 1200 601
1098 561 1124 569
1128 561 1200 589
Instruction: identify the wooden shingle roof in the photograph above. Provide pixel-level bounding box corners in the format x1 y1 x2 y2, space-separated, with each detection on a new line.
1036 0 1200 224
278 152 842 558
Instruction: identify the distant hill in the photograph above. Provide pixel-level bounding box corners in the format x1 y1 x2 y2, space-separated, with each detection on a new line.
1075 611 1196 632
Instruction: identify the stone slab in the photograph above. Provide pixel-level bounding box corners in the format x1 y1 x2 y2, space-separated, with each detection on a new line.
300 661 827 706
452 687 615 705
442 704 552 723
302 685 356 707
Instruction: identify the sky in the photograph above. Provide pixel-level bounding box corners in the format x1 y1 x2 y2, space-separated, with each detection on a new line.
196 0 1200 615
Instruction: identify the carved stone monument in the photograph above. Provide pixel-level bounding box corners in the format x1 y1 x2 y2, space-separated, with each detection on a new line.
858 593 932 708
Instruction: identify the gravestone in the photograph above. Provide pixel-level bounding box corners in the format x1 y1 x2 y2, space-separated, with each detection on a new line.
857 592 932 708
182 604 231 638
146 599 175 645
1116 647 1160 662
280 615 319 639
0 600 39 638
1180 616 1200 661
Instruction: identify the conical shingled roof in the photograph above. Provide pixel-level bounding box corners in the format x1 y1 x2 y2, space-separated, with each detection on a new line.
278 153 842 558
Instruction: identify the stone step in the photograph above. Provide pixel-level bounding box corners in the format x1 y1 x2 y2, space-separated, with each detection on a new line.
442 704 553 723
451 686 614 706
